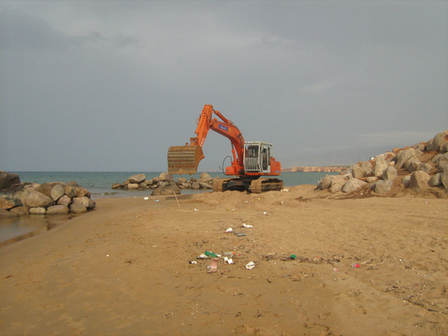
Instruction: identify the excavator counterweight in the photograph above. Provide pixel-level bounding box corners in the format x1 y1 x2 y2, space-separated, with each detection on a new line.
167 145 204 175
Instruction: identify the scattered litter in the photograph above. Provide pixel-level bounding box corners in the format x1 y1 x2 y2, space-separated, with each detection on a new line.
225 228 233 233
144 197 149 200
224 257 234 264
333 268 338 271
237 233 246 237
224 251 235 257
245 261 255 270
154 199 159 202
189 260 198 264
352 263 360 268
194 208 199 211
208 258 219 273
196 254 209 259
263 212 267 215
290 254 296 260
106 254 109 257
281 189 289 192
205 251 218 258
242 223 253 228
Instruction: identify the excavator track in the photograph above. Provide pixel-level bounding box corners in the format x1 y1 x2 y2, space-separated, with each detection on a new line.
250 178 284 193
213 178 283 193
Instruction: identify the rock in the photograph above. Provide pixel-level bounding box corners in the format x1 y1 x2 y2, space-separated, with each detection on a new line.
428 173 442 187
23 190 54 208
0 195 21 209
0 171 20 190
29 207 46 215
70 203 87 214
200 172 213 181
395 148 416 169
366 176 378 183
9 206 29 216
0 208 19 218
57 195 72 206
50 184 65 201
373 156 388 177
330 183 343 193
191 181 201 189
75 186 91 198
370 180 393 194
406 158 421 172
37 183 56 198
157 181 169 187
46 205 69 215
67 181 79 187
409 171 430 192
64 185 76 198
127 183 139 190
419 163 433 174
151 185 181 196
159 172 174 182
129 174 146 183
441 142 448 153
383 166 398 181
361 161 373 176
72 197 91 208
317 175 332 190
402 175 411 187
178 177 188 183
111 183 122 189
441 169 448 190
352 165 364 179
428 131 448 152
341 178 367 193
199 182 212 189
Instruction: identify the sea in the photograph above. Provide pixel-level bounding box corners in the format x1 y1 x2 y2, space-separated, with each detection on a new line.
1 171 338 246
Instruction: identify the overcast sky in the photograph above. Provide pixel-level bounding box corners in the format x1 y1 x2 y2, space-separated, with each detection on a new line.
1 1 447 172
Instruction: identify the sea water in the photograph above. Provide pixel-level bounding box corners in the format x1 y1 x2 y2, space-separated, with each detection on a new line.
1 171 339 245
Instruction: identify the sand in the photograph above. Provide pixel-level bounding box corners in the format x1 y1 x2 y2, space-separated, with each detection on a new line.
1 185 447 335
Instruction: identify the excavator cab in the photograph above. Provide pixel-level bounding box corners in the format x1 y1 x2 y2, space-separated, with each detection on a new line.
244 141 272 174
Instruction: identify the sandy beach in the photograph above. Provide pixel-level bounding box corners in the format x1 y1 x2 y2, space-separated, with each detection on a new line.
1 185 447 335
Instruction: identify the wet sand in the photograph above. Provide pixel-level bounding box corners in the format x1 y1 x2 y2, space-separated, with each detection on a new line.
1 185 447 335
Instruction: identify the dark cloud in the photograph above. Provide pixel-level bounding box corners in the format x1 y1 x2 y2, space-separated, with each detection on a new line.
0 1 447 171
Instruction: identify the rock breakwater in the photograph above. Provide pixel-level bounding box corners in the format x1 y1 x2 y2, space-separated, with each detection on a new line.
0 172 95 218
112 172 216 196
317 130 448 198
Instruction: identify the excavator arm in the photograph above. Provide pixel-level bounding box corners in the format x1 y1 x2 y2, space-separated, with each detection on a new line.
167 105 245 175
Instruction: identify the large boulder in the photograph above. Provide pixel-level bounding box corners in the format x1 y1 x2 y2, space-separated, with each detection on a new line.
341 178 367 193
57 195 72 206
0 195 21 210
0 171 20 190
427 131 448 152
75 186 91 198
70 203 87 214
370 180 393 194
373 156 388 177
72 197 95 209
129 174 146 183
50 184 65 201
441 169 448 191
200 172 213 181
29 207 46 215
383 166 398 181
395 148 416 169
428 173 442 187
159 172 174 182
22 190 54 208
46 205 69 215
151 185 181 196
37 183 57 198
351 165 364 179
317 175 332 190
64 185 77 198
409 171 430 192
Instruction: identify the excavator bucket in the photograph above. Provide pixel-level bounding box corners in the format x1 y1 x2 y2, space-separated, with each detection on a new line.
167 146 204 175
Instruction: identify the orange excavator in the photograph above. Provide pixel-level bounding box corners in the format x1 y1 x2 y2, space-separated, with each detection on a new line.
167 105 283 193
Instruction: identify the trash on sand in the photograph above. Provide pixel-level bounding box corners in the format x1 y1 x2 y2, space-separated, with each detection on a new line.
242 223 253 228
144 197 149 200
225 228 233 233
194 208 199 211
263 212 267 215
224 257 234 264
205 251 218 258
352 263 360 268
197 254 209 259
154 199 159 202
208 258 219 273
290 254 296 260
281 189 289 192
224 251 235 257
237 233 246 237
245 261 255 270
189 260 198 264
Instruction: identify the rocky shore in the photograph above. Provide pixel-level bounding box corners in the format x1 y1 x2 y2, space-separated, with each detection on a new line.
0 174 95 218
316 130 448 197
111 172 216 195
